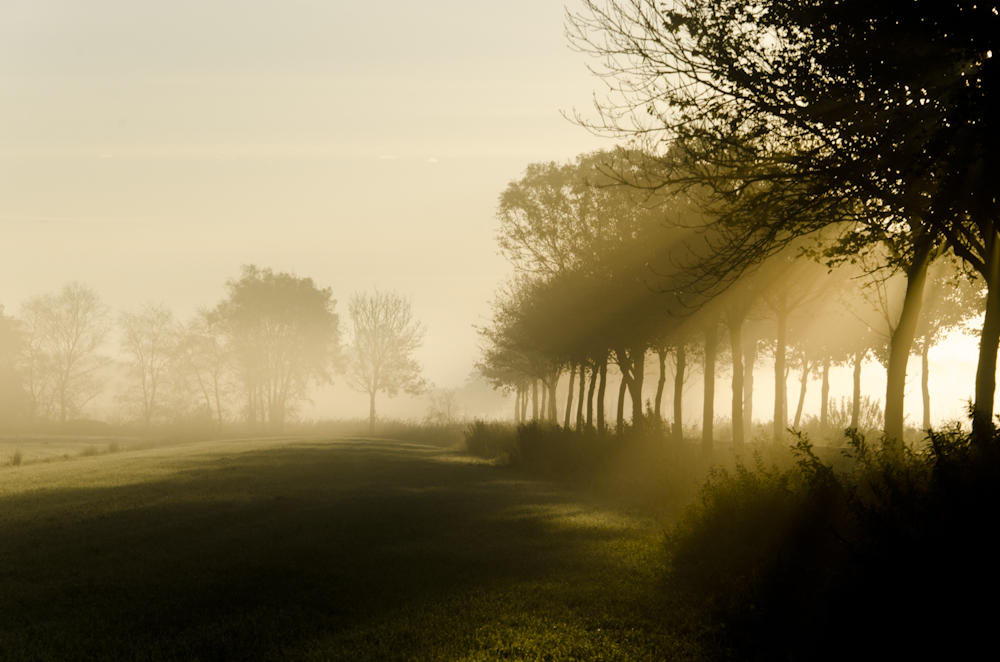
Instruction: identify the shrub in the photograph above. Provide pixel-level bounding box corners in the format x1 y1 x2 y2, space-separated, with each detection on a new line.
9 448 22 466
462 419 517 460
665 423 1000 661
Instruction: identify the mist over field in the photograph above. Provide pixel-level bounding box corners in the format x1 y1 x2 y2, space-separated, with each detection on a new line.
1 1 997 660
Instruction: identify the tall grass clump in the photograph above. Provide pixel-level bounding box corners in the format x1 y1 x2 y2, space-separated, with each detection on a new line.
462 419 517 460
664 422 1000 661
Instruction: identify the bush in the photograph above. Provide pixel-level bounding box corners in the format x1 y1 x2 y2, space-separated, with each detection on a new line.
665 424 1000 661
462 419 517 460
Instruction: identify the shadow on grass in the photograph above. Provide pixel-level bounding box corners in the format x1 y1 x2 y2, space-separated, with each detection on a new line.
0 439 689 661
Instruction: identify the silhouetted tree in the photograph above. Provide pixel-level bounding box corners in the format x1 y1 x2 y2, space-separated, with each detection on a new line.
914 260 986 430
568 0 999 443
345 289 427 436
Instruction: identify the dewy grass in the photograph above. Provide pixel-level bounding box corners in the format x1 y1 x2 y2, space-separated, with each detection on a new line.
0 436 705 661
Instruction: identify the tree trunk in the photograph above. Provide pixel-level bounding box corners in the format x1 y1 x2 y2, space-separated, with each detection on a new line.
584 363 595 429
852 350 863 429
521 385 528 422
564 362 576 428
820 357 831 437
629 348 645 427
884 234 934 451
744 334 756 435
576 363 586 431
655 345 667 421
540 380 547 421
531 380 538 421
597 357 607 437
773 294 788 443
728 314 745 449
703 321 717 456
673 342 686 445
548 373 558 422
793 359 811 429
369 391 376 437
973 230 1000 447
616 375 627 436
921 341 932 431
514 388 521 424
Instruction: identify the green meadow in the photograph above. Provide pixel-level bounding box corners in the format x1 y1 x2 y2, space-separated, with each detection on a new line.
0 436 704 661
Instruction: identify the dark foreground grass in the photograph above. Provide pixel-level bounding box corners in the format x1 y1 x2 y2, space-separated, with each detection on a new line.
0 437 706 661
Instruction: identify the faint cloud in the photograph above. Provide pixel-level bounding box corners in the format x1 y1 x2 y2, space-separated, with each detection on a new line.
427 157 438 163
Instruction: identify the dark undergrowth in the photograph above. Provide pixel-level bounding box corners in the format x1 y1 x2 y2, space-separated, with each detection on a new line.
667 423 1000 661
463 417 798 520
465 416 1000 659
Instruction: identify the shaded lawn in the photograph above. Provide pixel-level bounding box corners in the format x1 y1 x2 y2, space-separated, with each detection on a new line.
0 437 705 661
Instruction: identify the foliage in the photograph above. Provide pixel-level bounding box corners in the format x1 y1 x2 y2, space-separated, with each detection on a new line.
823 396 884 441
462 419 518 460
665 421 1000 660
215 265 341 434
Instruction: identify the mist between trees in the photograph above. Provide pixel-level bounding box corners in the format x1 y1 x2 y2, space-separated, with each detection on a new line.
0 266 461 439
477 148 987 454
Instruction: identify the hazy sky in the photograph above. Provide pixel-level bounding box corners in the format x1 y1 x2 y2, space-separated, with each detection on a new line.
0 0 609 418
0 1 984 425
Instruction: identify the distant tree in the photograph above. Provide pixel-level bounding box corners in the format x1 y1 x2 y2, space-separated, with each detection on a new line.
755 251 831 442
914 260 986 430
425 387 462 426
215 265 341 434
116 302 181 429
20 283 111 424
177 308 232 433
0 305 25 425
345 289 428 436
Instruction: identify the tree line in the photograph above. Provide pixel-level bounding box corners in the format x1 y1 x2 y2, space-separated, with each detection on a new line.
0 267 426 434
475 0 995 451
544 0 997 450
476 148 985 451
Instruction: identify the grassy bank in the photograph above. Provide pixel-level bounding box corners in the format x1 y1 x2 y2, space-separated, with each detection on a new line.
0 435 706 661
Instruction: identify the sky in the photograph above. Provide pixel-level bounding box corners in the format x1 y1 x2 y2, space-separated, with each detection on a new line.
0 0 609 419
0 0 987 426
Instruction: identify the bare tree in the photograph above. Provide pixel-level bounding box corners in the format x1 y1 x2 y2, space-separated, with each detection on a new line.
21 282 111 423
0 305 25 425
425 387 462 426
177 308 232 433
345 290 428 436
117 302 180 428
17 300 55 422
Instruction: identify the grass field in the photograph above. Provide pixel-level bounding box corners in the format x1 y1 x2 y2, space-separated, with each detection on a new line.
0 436 705 661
